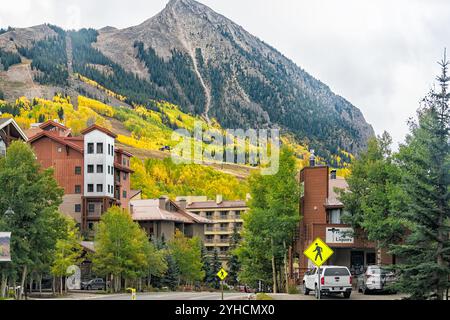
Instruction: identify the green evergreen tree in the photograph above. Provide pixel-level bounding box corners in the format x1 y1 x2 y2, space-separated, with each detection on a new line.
210 249 222 289
392 53 450 300
200 244 214 288
57 107 64 121
228 224 241 286
161 254 180 291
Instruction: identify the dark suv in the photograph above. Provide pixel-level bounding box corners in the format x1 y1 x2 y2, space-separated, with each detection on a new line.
81 278 106 290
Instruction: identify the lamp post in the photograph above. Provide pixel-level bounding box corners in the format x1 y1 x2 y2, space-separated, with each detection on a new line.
4 207 14 219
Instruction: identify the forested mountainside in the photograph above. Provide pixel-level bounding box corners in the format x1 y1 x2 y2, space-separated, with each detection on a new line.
0 0 374 163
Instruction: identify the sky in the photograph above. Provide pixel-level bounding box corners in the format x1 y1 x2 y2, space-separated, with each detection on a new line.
1 0 450 147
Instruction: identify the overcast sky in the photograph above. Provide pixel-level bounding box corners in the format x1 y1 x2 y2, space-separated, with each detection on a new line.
1 0 449 147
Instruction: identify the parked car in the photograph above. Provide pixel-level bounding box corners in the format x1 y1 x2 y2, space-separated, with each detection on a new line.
357 265 397 294
303 266 352 299
238 285 255 293
81 278 106 291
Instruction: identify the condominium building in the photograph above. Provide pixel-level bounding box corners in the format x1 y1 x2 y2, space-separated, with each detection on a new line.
176 195 248 264
0 118 28 156
27 120 133 235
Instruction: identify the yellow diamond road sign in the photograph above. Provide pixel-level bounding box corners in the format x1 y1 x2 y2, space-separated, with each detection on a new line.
217 268 228 281
303 237 334 267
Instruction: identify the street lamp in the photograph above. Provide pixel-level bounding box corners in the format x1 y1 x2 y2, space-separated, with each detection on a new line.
4 207 14 218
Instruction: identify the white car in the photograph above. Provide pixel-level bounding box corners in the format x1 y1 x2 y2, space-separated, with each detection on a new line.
357 265 397 294
303 266 352 299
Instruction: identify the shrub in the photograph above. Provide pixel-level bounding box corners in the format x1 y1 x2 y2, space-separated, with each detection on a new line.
288 284 300 294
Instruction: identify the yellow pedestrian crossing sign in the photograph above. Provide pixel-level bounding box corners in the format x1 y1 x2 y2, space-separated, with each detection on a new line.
303 237 334 267
217 268 228 281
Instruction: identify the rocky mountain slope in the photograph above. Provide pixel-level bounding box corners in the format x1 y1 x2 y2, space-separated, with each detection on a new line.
0 0 374 160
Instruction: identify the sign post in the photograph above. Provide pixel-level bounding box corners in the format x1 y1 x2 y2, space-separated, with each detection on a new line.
216 268 228 301
303 237 334 300
127 288 137 300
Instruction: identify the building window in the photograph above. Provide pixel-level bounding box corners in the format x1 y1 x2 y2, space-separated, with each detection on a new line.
87 184 94 193
110 145 114 156
108 144 111 155
75 204 81 213
97 143 103 154
97 164 103 173
87 165 94 173
328 209 342 224
123 172 127 180
97 184 103 193
87 143 94 154
57 147 62 153
88 204 95 212
122 190 127 199
111 167 114 175
75 185 81 194
206 212 213 219
88 222 95 230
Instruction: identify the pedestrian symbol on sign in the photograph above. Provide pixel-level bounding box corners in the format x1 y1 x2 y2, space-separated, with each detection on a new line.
313 243 323 262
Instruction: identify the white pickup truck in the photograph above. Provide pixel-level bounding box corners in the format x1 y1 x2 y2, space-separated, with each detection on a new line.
303 266 352 299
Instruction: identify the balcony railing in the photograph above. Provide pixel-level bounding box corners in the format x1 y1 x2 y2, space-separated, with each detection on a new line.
204 238 231 244
205 227 232 232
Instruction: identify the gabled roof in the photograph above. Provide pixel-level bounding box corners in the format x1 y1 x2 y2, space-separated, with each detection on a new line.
28 131 83 153
0 118 28 142
184 200 248 210
131 199 213 224
131 199 194 223
39 120 69 131
81 124 117 138
115 148 133 157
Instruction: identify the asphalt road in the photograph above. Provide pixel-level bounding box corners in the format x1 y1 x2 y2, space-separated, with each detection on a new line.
87 292 252 300
49 291 405 300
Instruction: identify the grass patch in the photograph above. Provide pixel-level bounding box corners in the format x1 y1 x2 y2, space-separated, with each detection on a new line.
256 293 274 300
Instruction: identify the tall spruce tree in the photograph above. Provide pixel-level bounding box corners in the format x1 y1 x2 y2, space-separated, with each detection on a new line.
228 224 241 286
392 53 450 299
200 244 215 288
211 249 222 289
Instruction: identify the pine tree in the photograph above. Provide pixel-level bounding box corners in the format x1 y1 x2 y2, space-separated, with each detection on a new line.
161 254 180 291
201 244 214 288
211 249 222 289
228 224 241 286
393 52 450 300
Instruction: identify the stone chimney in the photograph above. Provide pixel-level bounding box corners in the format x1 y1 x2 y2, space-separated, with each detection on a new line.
159 196 168 210
309 150 316 167
216 194 223 204
178 199 187 210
